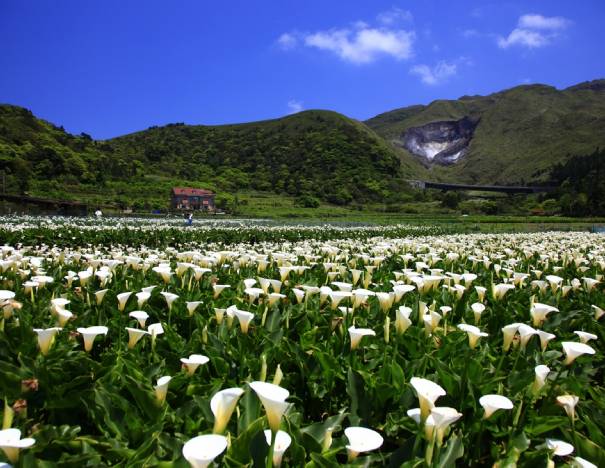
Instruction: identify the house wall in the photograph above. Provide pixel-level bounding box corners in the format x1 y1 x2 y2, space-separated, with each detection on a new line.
171 194 216 210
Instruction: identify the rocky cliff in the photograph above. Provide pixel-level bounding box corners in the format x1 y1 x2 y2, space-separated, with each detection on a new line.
401 117 479 165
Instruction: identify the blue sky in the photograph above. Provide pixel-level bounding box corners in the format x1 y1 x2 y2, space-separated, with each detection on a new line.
1 0 604 139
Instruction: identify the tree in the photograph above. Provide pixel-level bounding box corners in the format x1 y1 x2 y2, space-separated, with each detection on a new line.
441 191 461 209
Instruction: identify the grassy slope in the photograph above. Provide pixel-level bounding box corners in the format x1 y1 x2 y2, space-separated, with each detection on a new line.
365 80 605 184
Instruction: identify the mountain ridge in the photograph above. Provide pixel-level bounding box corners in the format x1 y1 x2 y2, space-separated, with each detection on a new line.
0 78 604 208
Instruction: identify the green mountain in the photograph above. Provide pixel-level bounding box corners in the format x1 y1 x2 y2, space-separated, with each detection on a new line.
0 106 424 208
1 78 604 210
365 79 605 185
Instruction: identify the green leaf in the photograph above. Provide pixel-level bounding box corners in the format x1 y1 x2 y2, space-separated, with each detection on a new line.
437 433 464 468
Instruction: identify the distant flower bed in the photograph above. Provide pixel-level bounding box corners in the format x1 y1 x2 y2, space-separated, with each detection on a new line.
0 215 446 247
0 227 604 466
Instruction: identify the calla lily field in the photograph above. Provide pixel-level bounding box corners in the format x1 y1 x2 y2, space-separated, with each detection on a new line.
0 216 604 466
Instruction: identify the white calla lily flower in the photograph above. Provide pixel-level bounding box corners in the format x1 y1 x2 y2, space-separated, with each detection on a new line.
182 434 228 468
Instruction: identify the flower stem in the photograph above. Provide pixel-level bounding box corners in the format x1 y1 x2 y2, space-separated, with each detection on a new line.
266 429 275 468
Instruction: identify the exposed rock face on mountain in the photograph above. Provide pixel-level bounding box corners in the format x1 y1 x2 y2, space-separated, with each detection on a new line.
401 117 478 165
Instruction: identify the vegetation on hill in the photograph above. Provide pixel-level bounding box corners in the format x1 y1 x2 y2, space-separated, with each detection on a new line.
366 80 605 185
0 105 423 209
109 110 425 205
1 79 604 214
550 147 605 216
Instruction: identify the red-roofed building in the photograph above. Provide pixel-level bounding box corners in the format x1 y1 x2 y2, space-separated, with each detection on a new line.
171 187 216 211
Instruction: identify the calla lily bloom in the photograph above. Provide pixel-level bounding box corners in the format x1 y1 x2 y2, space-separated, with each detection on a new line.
152 266 172 284
344 426 384 461
471 303 485 324
249 381 290 432
212 284 230 299
78 271 92 286
556 394 579 420
129 311 149 327
537 330 556 351
182 434 228 468
55 307 73 326
479 394 513 419
350 269 363 285
95 289 109 305
154 376 172 404
141 285 157 294
23 281 39 295
33 327 62 355
211 387 244 434
348 326 375 350
393 284 415 302
532 365 550 394
0 291 16 303
545 275 563 292
291 288 305 304
135 291 151 308
562 341 596 365
502 323 523 351
264 430 291 467
582 277 599 292
329 291 351 310
186 301 202 316
233 308 254 334
180 354 209 376
148 322 164 346
410 377 446 421
423 311 442 335
116 292 132 312
351 289 373 309
592 305 604 321
0 428 35 463
375 292 395 312
518 324 537 350
572 457 597 468
431 407 463 446
492 283 515 300
244 287 264 303
395 306 412 334
268 293 286 307
125 327 149 349
545 439 574 456
457 323 488 349
50 298 70 314
530 303 558 327
160 292 179 311
475 286 486 302
77 326 108 352
574 331 597 344
214 308 225 324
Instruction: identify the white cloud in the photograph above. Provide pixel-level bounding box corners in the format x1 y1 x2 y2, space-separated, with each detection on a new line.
410 61 457 85
304 27 414 64
377 7 413 25
277 33 297 50
287 100 303 114
498 13 571 49
518 14 570 30
277 14 415 65
498 28 551 48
